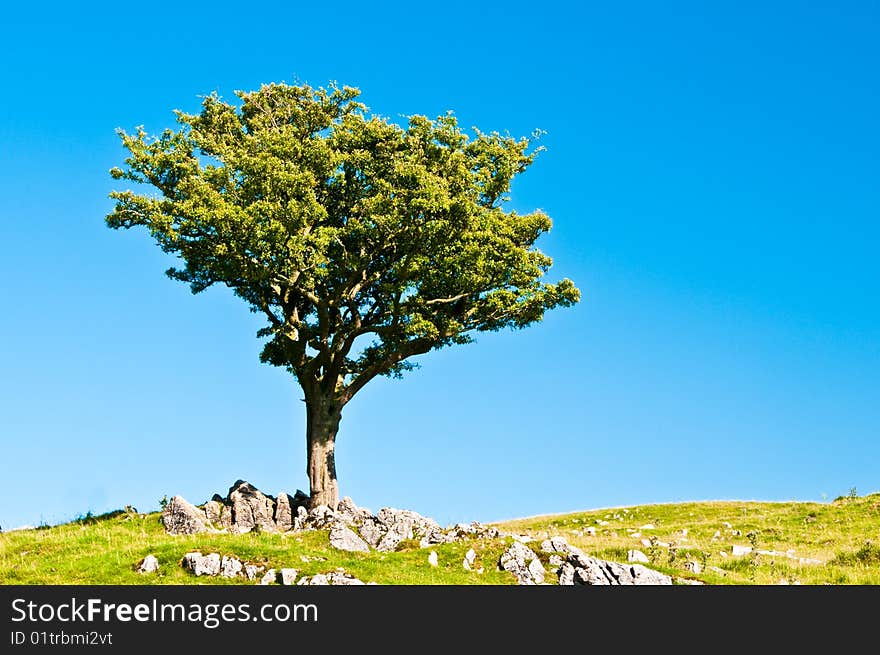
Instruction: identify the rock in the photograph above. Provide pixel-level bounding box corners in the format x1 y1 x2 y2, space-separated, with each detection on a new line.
228 480 277 534
463 548 477 571
244 564 264 580
428 551 438 567
358 517 385 547
541 536 583 557
376 509 415 552
280 568 298 585
558 562 576 585
639 524 655 530
732 545 752 557
162 496 210 535
183 552 221 577
307 505 337 529
549 555 565 568
498 542 545 585
329 522 371 553
627 550 650 563
203 500 225 528
684 560 702 574
337 497 372 525
259 569 277 585
293 505 308 531
561 553 671 585
136 555 159 574
298 573 329 585
220 555 243 578
275 493 294 532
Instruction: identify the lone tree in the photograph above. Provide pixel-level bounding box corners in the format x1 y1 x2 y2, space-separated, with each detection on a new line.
107 82 579 509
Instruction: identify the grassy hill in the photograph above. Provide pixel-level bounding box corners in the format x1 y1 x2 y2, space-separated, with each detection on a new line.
2 494 879 585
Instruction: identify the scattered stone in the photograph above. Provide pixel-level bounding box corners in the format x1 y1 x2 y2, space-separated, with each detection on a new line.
136 555 159 574
631 532 641 539
163 496 210 535
711 531 721 541
511 534 534 544
640 539 652 548
639 524 655 530
561 554 672 586
498 542 545 585
677 578 705 585
428 551 438 567
541 536 583 558
259 569 277 585
244 564 264 581
583 527 597 536
220 555 243 578
280 568 298 585
549 554 566 568
722 522 732 529
297 571 366 585
732 545 753 557
183 552 221 577
684 560 703 574
463 548 477 571
329 522 370 553
627 550 650 563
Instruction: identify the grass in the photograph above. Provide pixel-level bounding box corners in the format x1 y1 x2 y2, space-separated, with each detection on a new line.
1 494 879 585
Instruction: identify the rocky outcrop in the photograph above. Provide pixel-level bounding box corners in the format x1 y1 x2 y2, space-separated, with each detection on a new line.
329 522 370 553
297 570 366 586
161 483 504 557
498 541 546 585
162 496 211 535
182 552 221 577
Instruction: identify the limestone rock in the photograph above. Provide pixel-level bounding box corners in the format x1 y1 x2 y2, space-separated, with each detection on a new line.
732 545 753 557
428 551 438 566
259 569 277 585
182 552 221 577
228 480 277 534
280 568 298 585
244 564 265 581
627 549 650 563
162 496 210 535
463 548 477 571
275 493 294 532
557 552 672 586
498 541 545 585
220 555 243 578
358 517 385 548
136 554 159 574
329 522 371 553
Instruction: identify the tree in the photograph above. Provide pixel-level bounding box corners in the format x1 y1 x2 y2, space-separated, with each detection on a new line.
107 82 580 509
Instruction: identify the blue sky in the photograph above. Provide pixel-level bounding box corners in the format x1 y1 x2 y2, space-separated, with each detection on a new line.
1 1 878 530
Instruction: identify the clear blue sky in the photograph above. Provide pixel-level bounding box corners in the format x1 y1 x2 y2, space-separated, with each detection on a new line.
1 1 878 530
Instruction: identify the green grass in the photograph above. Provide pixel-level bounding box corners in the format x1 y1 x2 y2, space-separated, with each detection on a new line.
2 494 879 585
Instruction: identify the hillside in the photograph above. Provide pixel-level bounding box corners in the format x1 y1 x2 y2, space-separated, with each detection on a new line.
1 494 879 585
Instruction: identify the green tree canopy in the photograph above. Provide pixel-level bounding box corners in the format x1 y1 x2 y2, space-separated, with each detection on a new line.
108 82 580 507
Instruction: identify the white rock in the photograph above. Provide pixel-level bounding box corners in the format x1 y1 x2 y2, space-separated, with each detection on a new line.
220 555 243 578
280 568 298 585
627 550 650 563
259 569 277 585
428 551 438 567
732 545 753 557
639 524 655 530
463 548 477 571
244 564 264 580
641 539 652 548
684 560 702 574
631 532 641 539
136 555 159 574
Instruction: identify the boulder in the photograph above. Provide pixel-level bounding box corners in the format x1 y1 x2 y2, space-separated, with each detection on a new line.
136 554 159 574
182 552 221 577
358 517 385 548
329 522 371 553
732 545 753 557
557 552 672 586
298 571 365 585
463 548 477 571
541 536 583 557
162 496 210 535
275 493 294 532
228 480 277 534
280 568 298 585
337 497 372 525
627 550 650 563
428 551 439 567
244 564 264 581
220 555 243 578
498 541 545 585
259 569 277 585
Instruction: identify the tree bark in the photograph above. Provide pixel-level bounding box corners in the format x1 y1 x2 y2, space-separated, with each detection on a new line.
305 395 342 510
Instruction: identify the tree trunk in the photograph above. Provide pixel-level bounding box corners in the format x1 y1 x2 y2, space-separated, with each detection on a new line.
305 396 342 510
